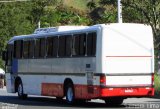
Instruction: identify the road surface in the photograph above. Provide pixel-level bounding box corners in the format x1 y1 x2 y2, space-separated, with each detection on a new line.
0 87 160 109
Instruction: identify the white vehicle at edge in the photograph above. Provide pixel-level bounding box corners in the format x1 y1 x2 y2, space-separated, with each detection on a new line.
3 23 154 105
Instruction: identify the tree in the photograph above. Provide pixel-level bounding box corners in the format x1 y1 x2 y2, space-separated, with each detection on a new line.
87 0 117 24
54 5 90 25
121 0 160 71
28 0 58 28
99 0 117 6
98 0 160 49
87 0 96 11
0 1 33 68
122 0 160 49
87 0 160 71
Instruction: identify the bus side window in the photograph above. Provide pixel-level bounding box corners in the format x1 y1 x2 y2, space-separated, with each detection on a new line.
92 32 97 56
34 38 40 58
46 37 53 57
40 38 46 58
23 40 29 59
29 40 34 58
52 36 58 57
58 36 65 57
79 33 86 56
87 32 97 56
14 40 23 59
65 35 72 57
6 44 13 65
46 36 58 58
72 34 80 56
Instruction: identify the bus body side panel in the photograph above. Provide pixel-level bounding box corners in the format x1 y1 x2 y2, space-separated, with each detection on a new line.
101 24 154 97
19 75 101 99
16 27 102 99
18 57 101 99
6 58 19 93
5 73 14 93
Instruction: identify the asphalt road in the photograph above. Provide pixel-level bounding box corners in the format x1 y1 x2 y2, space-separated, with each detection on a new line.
0 87 160 109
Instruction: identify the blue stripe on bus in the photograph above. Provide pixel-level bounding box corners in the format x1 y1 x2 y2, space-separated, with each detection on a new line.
12 59 18 73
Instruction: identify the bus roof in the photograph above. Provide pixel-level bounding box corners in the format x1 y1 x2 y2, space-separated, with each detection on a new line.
8 24 103 43
8 23 150 44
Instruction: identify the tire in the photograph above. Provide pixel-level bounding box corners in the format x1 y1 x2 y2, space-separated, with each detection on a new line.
56 97 63 101
17 80 27 99
105 98 123 106
65 83 75 104
75 99 86 104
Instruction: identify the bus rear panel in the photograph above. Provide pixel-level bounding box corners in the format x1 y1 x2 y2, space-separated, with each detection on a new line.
100 24 154 98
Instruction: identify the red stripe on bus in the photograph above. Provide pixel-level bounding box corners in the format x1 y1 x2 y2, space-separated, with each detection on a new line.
41 83 154 99
100 87 154 97
41 83 64 97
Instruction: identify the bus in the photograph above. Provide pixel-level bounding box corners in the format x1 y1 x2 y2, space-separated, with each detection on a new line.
2 23 154 105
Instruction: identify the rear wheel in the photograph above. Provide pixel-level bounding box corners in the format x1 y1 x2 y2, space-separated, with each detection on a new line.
65 83 75 104
17 80 27 99
56 97 63 101
105 98 124 106
75 99 86 104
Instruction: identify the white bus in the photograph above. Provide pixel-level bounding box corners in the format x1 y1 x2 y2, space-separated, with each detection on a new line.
3 23 154 105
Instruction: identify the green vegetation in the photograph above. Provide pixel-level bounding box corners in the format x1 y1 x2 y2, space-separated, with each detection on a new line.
0 0 160 71
154 74 160 95
63 0 88 11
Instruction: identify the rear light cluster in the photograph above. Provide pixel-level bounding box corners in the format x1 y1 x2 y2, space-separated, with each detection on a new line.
100 75 106 86
152 73 154 87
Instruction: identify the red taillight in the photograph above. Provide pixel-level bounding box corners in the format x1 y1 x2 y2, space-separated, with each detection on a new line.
152 73 154 87
100 75 106 86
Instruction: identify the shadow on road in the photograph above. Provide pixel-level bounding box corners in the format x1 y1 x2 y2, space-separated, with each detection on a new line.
0 95 126 108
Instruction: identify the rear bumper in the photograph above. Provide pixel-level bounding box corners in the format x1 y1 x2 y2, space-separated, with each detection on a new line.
100 87 154 97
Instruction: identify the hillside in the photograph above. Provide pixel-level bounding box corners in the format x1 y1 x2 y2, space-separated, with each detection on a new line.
63 0 88 11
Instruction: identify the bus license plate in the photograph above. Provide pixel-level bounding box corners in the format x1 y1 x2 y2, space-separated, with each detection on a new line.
124 88 134 93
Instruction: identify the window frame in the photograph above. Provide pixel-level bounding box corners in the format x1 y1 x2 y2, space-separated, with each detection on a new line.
72 33 87 57
12 31 97 59
72 34 80 57
46 36 59 58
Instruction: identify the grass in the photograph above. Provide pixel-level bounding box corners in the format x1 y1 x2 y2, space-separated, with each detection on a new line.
154 73 160 95
60 0 100 12
63 0 88 11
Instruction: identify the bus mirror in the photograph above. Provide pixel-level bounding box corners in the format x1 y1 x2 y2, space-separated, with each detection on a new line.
2 51 6 61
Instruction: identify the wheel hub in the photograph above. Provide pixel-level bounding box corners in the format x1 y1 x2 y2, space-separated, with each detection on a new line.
67 87 73 102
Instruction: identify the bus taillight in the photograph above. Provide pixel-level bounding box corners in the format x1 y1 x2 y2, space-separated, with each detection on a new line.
100 75 106 86
152 73 154 87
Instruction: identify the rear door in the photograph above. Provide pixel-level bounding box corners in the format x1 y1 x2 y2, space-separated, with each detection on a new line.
5 44 15 92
